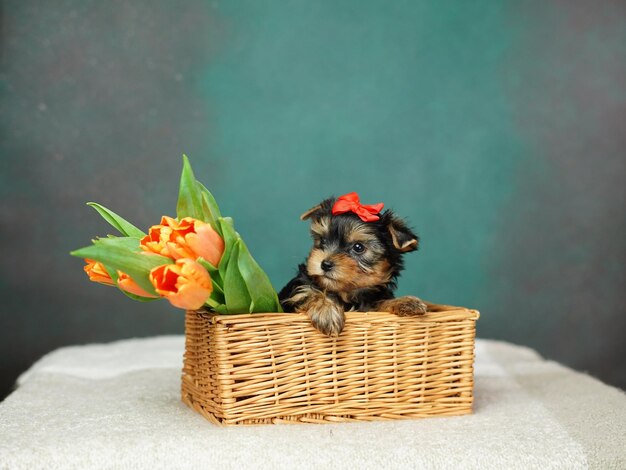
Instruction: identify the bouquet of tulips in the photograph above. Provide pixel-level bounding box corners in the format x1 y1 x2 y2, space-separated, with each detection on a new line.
71 156 282 314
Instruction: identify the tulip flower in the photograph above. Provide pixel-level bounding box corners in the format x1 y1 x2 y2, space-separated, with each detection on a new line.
74 157 281 314
141 216 224 266
84 259 115 286
140 217 174 257
117 272 158 298
85 258 158 297
149 258 212 310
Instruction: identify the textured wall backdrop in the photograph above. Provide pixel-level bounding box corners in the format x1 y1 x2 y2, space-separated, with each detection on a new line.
1 0 625 400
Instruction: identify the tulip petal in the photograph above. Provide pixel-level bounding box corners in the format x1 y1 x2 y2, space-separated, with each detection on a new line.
166 241 195 260
149 259 212 311
141 216 225 267
84 259 115 286
73 242 172 296
167 282 210 310
185 224 224 266
179 258 212 290
118 273 159 298
141 223 173 256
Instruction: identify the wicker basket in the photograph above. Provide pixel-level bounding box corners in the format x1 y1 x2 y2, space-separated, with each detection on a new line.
181 303 479 425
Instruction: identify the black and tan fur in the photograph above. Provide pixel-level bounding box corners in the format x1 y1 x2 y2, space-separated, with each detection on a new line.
279 197 427 336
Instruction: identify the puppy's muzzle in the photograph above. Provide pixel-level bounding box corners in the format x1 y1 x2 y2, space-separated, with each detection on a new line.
321 259 334 272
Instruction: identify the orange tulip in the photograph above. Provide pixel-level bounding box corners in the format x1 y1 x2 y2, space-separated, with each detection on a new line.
117 272 158 298
149 258 212 310
84 259 115 286
140 216 175 257
85 259 158 298
141 216 224 266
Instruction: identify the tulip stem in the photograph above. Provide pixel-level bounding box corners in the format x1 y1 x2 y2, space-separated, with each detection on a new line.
204 297 221 309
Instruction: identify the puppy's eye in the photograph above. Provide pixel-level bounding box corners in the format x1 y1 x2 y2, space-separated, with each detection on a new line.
318 238 327 248
352 242 365 253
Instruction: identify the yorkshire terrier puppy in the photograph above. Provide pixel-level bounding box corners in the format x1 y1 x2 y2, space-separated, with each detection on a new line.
279 192 427 337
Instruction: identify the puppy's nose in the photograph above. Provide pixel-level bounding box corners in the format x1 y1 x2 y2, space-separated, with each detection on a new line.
321 260 334 272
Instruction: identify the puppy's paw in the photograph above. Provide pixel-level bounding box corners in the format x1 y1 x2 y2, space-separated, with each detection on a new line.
306 296 345 337
378 296 428 316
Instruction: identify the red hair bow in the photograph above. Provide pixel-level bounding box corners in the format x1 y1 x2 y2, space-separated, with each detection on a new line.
332 192 384 222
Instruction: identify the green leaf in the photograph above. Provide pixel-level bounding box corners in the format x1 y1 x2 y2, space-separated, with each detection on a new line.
199 192 221 236
197 257 222 287
207 290 225 308
222 240 251 314
176 155 204 220
212 304 230 315
197 257 225 305
96 236 142 252
71 241 172 296
87 203 146 238
101 262 119 283
99 261 159 302
237 239 282 313
196 257 220 277
120 290 161 302
196 181 222 229
217 217 239 278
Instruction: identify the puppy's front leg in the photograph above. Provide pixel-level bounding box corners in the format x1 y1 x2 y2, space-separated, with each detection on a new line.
290 286 345 337
377 296 428 316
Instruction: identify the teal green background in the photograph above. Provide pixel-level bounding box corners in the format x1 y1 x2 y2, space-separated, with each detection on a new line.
1 1 625 399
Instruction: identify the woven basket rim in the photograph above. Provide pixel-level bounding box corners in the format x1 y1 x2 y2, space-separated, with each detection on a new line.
192 303 480 324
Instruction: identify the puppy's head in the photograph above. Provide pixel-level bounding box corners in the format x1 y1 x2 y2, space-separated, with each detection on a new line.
300 197 418 294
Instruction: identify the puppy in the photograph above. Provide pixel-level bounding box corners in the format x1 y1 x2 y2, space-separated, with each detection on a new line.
279 192 427 336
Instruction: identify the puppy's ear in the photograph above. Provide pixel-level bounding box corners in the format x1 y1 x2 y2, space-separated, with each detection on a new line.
300 204 323 221
387 215 419 253
300 198 335 221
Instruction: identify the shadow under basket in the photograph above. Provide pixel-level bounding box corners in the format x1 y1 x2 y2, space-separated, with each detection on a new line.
182 303 479 425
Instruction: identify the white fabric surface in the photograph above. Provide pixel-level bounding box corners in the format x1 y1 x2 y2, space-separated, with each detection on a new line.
1 336 624 469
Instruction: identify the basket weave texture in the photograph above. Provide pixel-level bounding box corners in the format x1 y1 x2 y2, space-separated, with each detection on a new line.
182 304 479 425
